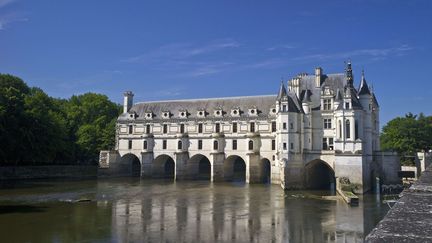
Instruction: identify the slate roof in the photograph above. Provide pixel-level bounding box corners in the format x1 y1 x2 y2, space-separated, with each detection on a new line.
118 95 283 121
294 73 347 109
358 73 371 96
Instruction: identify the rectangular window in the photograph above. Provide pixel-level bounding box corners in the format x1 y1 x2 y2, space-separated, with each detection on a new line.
282 105 287 112
283 122 287 130
283 142 287 150
322 138 328 150
146 124 151 134
290 143 294 150
178 140 182 150
250 122 255 132
322 137 334 150
290 122 293 129
323 99 331 110
345 102 350 109
215 123 220 133
232 140 237 150
162 140 167 149
163 124 168 134
198 123 203 133
128 140 132 149
180 124 185 134
128 125 133 134
323 118 332 129
198 140 202 150
232 122 238 133
213 140 218 150
271 121 276 132
143 140 147 149
272 140 276 150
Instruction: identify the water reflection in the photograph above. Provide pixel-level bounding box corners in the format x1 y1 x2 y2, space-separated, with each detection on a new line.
0 179 388 242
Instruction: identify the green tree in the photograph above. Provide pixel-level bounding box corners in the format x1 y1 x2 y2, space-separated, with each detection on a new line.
381 113 432 165
0 74 121 165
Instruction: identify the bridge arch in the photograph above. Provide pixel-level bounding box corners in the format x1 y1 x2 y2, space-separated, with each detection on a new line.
224 155 246 182
187 154 211 180
152 154 175 179
119 153 141 177
304 159 335 190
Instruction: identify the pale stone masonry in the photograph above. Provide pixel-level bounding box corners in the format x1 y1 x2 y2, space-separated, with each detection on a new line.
100 61 400 192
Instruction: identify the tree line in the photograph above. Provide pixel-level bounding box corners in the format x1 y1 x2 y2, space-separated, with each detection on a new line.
381 113 432 165
0 74 121 165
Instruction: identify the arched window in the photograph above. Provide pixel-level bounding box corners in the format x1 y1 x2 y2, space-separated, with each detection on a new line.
248 140 254 150
338 120 342 139
345 119 351 139
178 140 182 150
213 140 218 150
143 140 148 150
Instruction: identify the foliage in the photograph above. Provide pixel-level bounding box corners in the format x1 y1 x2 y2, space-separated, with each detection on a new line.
0 74 121 165
381 113 432 165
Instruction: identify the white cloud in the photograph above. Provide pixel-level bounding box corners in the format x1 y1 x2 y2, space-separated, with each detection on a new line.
0 0 16 8
292 44 413 62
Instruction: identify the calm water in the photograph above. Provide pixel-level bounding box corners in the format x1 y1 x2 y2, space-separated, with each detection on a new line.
0 178 388 243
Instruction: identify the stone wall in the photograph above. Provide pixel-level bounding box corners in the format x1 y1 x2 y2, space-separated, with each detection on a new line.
0 165 97 180
366 164 432 242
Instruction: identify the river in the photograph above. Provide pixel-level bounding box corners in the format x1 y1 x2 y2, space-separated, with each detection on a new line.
0 178 388 242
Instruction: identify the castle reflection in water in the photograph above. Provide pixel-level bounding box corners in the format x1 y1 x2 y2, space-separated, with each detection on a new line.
99 180 386 242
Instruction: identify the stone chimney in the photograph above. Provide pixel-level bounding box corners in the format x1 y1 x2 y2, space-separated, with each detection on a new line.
123 91 134 113
315 67 322 87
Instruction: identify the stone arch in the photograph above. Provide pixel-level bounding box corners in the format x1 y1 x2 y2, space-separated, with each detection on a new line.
119 153 141 177
260 158 271 183
187 154 211 180
152 154 175 179
304 159 335 190
224 155 246 182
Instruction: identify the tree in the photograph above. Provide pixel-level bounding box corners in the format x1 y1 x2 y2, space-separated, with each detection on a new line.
0 74 121 165
381 113 432 165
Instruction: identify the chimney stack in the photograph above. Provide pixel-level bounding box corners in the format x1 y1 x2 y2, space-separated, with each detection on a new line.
315 67 322 87
123 91 134 113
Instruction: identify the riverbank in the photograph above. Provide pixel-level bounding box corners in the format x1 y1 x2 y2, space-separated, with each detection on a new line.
0 165 97 180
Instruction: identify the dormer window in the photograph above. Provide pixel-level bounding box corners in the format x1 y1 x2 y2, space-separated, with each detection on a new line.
178 110 187 118
128 111 137 119
214 108 223 117
248 108 258 116
144 112 153 120
162 111 170 119
197 109 206 118
231 108 240 117
270 107 277 115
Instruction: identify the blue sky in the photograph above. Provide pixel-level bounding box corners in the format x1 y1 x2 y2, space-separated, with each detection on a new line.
1 0 431 126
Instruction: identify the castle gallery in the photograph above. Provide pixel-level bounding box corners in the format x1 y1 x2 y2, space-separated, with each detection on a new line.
100 62 400 193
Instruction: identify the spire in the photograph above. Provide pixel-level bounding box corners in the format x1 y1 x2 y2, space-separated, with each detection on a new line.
302 90 311 103
277 81 287 100
358 69 371 96
345 59 354 87
335 88 342 101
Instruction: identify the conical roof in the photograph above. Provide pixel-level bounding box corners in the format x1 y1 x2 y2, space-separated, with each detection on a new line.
302 89 311 103
358 70 371 96
277 82 287 100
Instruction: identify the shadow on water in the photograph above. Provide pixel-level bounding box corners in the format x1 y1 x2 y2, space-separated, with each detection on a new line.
0 205 47 214
0 180 54 190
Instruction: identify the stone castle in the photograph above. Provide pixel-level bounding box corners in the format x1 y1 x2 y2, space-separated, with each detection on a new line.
99 61 400 193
